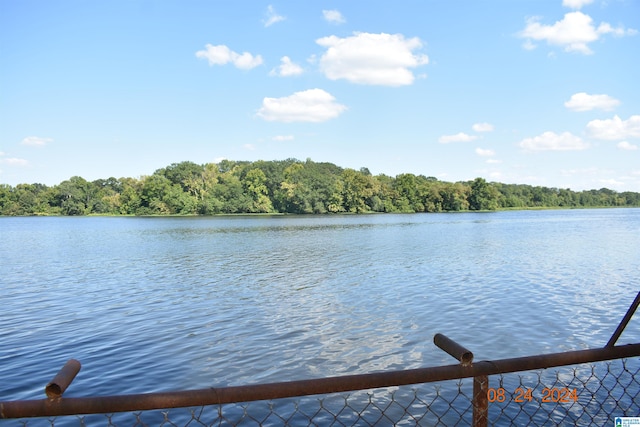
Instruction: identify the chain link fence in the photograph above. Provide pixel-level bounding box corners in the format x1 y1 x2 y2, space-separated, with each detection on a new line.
7 357 638 427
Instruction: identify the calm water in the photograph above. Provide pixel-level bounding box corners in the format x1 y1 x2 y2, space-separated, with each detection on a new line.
1 209 639 407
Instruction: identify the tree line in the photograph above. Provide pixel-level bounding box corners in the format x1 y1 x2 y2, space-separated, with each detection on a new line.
1 158 639 216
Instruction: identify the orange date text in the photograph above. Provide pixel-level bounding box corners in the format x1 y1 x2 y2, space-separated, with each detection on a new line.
487 387 578 403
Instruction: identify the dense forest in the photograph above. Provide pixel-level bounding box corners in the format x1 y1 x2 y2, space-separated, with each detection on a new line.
1 159 639 216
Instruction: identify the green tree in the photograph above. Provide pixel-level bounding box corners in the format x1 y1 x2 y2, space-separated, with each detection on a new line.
280 163 312 213
416 177 443 212
3 157 640 216
196 163 223 214
8 183 51 215
165 184 198 214
394 173 422 212
117 177 142 214
469 178 501 211
0 184 17 215
91 177 122 214
54 176 96 215
214 167 251 213
440 182 469 211
160 162 205 192
372 174 398 212
139 174 173 214
340 168 373 213
243 168 273 213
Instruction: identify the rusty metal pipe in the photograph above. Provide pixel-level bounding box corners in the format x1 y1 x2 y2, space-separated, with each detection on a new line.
2 343 639 419
606 291 640 348
472 375 489 427
45 359 81 399
434 333 473 365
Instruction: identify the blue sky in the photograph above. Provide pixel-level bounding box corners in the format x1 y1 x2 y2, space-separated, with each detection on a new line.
1 1 639 191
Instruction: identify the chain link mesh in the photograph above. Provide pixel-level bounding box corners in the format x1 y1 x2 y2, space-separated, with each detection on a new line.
8 358 639 426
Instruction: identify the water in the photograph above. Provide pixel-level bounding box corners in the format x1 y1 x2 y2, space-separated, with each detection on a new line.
1 209 639 408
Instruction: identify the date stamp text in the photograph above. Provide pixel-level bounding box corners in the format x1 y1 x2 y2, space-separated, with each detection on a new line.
487 387 578 403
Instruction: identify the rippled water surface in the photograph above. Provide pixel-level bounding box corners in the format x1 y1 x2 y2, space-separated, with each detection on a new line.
1 209 639 402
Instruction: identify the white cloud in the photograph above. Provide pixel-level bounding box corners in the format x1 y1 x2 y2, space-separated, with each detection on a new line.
561 167 601 176
438 132 477 144
586 115 640 140
323 9 345 25
519 131 589 151
272 135 294 141
519 12 636 54
598 22 638 37
316 32 429 86
263 5 285 27
472 122 494 132
21 136 53 146
617 141 638 151
195 44 263 70
486 159 502 164
269 56 303 77
475 148 496 157
562 0 593 9
564 92 620 111
0 157 29 166
256 88 347 123
598 178 625 188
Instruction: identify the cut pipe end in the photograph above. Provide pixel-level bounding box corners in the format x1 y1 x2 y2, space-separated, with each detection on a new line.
434 333 474 366
460 352 473 367
45 359 81 399
45 384 63 399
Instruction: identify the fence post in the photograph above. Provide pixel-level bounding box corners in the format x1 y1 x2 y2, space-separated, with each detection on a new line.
472 375 488 427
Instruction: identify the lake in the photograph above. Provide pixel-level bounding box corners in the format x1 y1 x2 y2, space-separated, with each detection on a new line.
1 209 639 417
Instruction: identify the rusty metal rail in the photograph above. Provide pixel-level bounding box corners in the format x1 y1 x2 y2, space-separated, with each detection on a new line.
2 291 638 425
607 290 640 347
1 343 639 419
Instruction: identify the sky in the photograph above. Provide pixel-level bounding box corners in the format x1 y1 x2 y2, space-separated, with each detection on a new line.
1 1 639 191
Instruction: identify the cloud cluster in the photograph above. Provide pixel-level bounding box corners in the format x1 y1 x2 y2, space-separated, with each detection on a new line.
272 135 294 141
263 5 285 27
316 32 428 86
475 148 496 157
0 153 28 166
565 92 620 111
439 123 499 162
562 0 593 9
440 122 494 144
586 115 640 140
519 131 588 151
519 96 637 155
519 11 636 54
256 89 347 123
196 44 263 70
617 141 638 151
438 133 478 144
472 122 494 132
269 56 303 77
323 10 346 25
21 136 53 146
197 15 428 123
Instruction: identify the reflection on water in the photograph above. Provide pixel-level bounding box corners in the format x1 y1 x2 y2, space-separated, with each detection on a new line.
1 209 639 402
